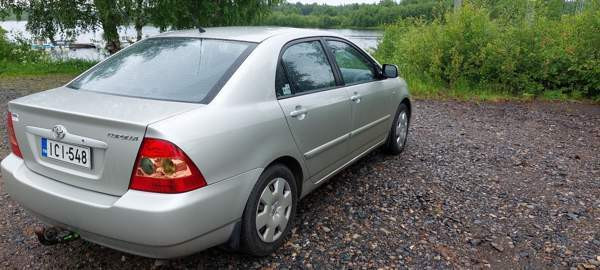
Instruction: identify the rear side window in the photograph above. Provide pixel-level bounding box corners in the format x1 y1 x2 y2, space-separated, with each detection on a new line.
326 40 377 85
275 63 292 97
280 41 336 95
69 38 254 103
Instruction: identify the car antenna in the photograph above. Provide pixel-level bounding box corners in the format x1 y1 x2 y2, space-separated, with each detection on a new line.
193 16 206 33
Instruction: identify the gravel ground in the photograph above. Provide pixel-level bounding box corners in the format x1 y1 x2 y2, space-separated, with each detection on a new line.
1 76 599 269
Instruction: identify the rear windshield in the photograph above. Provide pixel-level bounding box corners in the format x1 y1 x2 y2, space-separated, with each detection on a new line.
69 37 254 103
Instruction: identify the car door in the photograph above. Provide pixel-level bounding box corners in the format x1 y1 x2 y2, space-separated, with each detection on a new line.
276 39 353 178
324 39 392 154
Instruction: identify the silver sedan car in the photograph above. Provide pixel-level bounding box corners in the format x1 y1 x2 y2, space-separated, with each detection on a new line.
1 27 411 258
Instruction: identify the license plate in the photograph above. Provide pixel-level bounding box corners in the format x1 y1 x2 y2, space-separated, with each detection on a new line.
41 138 91 169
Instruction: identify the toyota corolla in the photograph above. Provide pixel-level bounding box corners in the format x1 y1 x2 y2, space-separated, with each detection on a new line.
1 27 411 258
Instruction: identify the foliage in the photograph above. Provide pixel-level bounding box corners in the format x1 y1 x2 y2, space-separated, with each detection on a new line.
0 0 280 53
149 0 280 31
374 1 600 99
255 0 452 29
0 27 96 76
25 0 98 44
0 26 46 63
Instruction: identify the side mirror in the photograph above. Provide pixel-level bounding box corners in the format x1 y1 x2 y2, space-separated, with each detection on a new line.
382 64 398 78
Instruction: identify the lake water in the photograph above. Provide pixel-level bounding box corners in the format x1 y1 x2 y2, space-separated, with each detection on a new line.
0 21 382 60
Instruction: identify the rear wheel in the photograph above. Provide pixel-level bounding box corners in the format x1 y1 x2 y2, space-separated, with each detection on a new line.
384 103 409 155
240 164 298 256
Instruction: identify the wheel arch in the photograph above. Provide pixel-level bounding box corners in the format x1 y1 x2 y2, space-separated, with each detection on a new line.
226 155 304 251
401 97 412 123
266 156 304 196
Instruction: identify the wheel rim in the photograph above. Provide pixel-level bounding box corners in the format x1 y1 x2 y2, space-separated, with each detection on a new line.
395 111 408 147
255 177 292 243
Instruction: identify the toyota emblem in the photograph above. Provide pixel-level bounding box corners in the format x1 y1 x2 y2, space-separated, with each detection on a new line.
52 125 67 140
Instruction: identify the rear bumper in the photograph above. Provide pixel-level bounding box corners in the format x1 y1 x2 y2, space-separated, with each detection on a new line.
1 154 261 258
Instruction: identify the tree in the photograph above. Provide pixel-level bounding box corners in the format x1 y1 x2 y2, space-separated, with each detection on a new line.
255 0 451 28
1 0 280 54
0 0 24 20
147 0 281 31
92 0 129 54
1 0 98 45
131 0 149 41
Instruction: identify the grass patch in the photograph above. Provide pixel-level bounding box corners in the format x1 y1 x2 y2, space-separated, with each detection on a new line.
0 59 96 77
406 80 526 102
403 72 599 103
407 84 600 103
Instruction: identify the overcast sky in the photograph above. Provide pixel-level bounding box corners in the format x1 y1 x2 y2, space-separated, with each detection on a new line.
292 0 380 5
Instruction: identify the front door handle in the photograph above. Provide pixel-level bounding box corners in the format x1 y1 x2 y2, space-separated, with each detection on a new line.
290 107 307 119
350 94 361 103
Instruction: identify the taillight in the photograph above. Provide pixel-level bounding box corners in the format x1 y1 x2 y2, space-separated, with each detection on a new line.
130 138 206 193
6 112 23 158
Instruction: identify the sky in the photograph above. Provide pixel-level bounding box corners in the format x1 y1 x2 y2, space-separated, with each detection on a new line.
292 0 380 5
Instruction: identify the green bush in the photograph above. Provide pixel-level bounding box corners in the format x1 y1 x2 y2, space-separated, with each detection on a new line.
0 27 9 58
0 27 48 63
0 27 96 76
374 4 600 100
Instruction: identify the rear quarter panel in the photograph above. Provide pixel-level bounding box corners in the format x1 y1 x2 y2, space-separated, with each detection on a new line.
146 102 302 186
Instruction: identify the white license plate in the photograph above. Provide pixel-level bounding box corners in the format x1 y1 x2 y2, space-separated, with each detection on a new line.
41 138 91 169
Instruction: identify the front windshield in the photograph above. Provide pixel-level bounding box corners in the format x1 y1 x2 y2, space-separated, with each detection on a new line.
69 37 254 103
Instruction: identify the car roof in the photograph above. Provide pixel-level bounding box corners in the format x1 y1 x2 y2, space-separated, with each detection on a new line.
154 26 343 43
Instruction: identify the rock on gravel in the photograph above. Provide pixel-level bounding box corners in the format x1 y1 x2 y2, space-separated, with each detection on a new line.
1 77 599 269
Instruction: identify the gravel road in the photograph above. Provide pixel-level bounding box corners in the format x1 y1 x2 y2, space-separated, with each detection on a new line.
1 76 599 269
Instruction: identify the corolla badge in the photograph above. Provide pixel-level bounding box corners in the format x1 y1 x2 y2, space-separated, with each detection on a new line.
107 133 139 141
52 125 67 140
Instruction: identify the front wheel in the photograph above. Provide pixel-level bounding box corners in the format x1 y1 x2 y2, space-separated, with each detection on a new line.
384 103 410 155
240 164 298 256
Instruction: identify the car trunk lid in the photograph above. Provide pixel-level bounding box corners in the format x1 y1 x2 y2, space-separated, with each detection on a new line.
8 87 201 196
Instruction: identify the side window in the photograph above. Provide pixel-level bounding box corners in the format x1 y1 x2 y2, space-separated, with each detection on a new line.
326 40 377 85
281 41 336 95
275 63 292 97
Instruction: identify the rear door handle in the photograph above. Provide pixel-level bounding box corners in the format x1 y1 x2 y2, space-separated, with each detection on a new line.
351 94 361 103
290 107 307 119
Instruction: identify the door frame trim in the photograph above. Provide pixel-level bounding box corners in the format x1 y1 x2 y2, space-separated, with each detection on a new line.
322 37 383 85
302 114 390 160
276 37 344 100
350 114 390 138
303 133 350 160
275 36 388 101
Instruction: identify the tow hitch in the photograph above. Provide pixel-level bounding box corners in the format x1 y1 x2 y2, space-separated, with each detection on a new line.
35 226 80 246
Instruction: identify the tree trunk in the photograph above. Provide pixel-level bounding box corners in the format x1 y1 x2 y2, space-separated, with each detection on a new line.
94 0 121 54
526 0 535 25
454 0 462 12
578 0 585 13
135 0 144 41
45 24 56 45
135 24 143 41
101 20 121 54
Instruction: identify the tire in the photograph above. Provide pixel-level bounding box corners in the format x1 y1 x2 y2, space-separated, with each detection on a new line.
384 103 410 155
240 164 298 256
